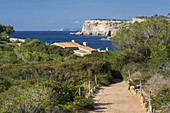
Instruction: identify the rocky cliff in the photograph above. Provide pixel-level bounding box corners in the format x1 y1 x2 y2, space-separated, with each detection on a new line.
81 19 131 36
70 18 146 36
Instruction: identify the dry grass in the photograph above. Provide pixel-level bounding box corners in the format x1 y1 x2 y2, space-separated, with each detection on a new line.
145 74 170 96
131 71 143 79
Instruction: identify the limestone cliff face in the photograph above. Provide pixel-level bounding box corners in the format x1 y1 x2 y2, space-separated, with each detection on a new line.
70 18 146 36
81 19 131 36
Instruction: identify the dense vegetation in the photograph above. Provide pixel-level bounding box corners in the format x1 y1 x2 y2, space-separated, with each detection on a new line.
0 24 15 41
14 39 72 62
89 19 127 21
110 16 170 112
0 15 169 113
0 26 117 112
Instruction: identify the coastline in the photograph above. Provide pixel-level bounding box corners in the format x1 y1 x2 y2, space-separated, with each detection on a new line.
10 31 114 50
101 37 112 41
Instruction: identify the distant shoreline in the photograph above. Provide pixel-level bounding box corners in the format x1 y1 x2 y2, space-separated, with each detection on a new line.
101 37 112 41
10 31 114 50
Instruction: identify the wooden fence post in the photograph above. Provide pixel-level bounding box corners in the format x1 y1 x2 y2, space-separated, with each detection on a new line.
95 74 97 86
79 87 81 96
128 70 130 79
89 81 91 95
140 80 142 96
149 91 152 113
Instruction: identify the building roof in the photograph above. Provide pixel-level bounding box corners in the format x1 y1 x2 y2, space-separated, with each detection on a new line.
73 50 91 55
52 42 97 52
78 44 97 52
99 50 107 52
52 42 78 48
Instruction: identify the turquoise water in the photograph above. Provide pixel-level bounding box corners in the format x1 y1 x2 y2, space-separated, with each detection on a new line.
10 31 115 50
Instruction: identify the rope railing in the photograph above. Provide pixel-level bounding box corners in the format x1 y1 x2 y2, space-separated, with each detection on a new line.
79 71 154 113
128 70 139 87
78 74 98 98
128 70 153 113
142 88 149 97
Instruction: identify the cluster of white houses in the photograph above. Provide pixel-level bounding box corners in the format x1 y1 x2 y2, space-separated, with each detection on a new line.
52 40 108 56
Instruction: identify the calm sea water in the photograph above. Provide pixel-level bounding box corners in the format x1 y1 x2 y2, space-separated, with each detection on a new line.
10 31 115 50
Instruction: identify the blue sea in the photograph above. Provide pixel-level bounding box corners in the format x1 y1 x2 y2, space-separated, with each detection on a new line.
10 31 115 50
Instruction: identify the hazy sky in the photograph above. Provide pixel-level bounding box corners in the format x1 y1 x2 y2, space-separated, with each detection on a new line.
0 0 169 31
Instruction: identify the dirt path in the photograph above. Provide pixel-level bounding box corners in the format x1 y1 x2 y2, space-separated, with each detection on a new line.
89 81 146 113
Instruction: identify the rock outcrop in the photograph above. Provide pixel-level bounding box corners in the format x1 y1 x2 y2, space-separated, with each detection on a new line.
70 17 146 36
131 17 146 24
70 32 83 35
81 19 131 36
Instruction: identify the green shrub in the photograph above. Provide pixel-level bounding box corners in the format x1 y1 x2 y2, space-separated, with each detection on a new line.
0 80 78 112
73 96 94 110
14 39 71 62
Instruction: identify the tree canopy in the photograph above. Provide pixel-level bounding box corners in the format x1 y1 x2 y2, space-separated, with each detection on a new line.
0 24 15 41
112 16 169 65
110 16 170 112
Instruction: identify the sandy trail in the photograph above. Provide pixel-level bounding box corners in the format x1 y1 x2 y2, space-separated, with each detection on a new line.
89 81 146 113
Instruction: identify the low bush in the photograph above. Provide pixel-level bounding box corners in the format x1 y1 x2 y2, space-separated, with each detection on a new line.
145 75 170 96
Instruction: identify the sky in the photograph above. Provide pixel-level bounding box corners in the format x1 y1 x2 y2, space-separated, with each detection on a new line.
0 0 169 31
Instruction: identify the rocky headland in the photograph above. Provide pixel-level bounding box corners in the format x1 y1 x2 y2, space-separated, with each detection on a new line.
70 17 146 37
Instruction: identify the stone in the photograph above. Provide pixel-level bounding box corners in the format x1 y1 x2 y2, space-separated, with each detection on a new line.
69 32 83 35
71 17 146 36
81 19 131 36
